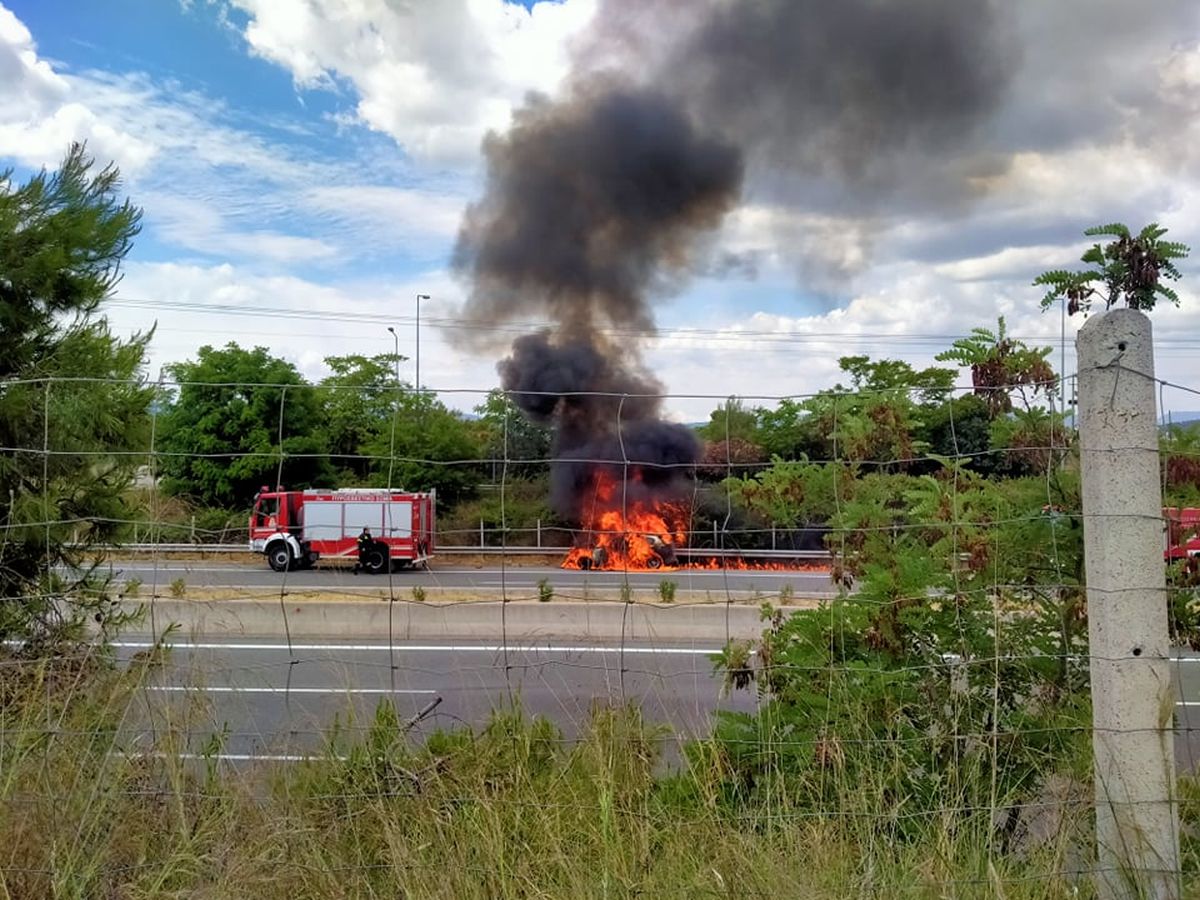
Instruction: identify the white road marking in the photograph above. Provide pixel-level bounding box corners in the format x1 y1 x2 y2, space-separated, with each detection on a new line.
123 751 346 763
112 641 723 655
100 565 824 579
145 685 435 695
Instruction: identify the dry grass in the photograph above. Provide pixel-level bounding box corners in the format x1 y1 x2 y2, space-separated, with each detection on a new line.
6 649 1190 900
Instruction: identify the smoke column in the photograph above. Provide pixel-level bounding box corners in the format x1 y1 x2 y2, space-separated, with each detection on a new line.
451 0 1016 522
453 83 742 516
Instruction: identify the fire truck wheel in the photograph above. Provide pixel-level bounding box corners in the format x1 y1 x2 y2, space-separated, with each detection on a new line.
363 544 388 575
267 543 292 572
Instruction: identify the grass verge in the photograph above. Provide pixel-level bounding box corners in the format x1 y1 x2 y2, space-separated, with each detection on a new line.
1 650 1197 898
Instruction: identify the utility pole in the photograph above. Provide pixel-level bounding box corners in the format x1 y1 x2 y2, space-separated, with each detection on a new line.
1077 308 1179 899
386 326 400 491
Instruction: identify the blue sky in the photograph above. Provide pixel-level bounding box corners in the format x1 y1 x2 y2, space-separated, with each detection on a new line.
2 0 1199 419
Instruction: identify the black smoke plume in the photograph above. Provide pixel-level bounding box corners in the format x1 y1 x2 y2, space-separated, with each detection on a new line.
497 331 700 516
451 0 1017 523
454 83 740 518
453 83 743 335
671 0 1014 198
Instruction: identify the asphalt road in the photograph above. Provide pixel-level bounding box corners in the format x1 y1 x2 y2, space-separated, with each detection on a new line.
109 622 1200 772
99 559 836 596
117 635 755 761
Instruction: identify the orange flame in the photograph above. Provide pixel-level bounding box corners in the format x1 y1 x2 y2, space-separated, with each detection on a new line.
562 469 687 571
560 469 826 572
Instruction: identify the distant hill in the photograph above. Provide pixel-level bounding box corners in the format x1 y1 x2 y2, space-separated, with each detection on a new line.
1162 412 1200 427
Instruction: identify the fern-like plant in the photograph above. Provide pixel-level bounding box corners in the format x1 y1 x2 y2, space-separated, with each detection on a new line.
1035 222 1189 315
936 316 1056 415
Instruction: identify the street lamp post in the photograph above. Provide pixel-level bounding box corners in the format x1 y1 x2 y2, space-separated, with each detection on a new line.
385 326 400 490
416 293 430 397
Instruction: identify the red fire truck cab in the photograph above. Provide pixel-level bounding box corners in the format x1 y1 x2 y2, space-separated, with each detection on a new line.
1165 507 1200 560
249 487 435 573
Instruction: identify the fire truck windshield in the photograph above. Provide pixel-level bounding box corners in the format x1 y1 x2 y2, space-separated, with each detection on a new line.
254 497 278 528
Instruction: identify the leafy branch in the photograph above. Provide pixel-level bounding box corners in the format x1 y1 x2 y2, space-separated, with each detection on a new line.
1035 222 1189 315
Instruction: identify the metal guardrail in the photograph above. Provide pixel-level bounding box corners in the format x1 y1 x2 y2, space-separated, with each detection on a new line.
104 543 832 560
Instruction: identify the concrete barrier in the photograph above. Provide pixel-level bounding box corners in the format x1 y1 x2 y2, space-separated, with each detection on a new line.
125 598 774 642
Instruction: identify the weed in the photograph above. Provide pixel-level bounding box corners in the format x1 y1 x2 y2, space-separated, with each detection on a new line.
0 677 1114 900
779 583 794 603
537 578 553 602
657 580 677 603
169 577 186 598
411 585 427 603
715 639 755 693
122 577 142 598
619 581 632 604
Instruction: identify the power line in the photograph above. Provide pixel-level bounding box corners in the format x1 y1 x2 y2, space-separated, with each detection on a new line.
106 296 1200 350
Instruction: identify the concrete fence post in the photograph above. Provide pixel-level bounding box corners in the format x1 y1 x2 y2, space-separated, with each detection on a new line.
1077 308 1179 899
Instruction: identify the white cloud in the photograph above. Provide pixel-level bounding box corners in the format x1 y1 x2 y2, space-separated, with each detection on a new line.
0 5 155 171
144 193 339 264
1 2 470 265
229 0 597 164
112 261 500 401
304 183 466 248
934 245 1070 283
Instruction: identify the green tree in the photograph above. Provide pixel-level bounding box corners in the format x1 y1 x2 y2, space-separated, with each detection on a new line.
755 398 822 461
318 353 405 480
724 458 845 527
836 355 956 403
715 466 1089 818
754 357 955 469
473 389 553 481
158 343 334 509
1035 222 1189 315
935 317 1056 416
1162 421 1200 504
0 143 153 644
696 398 761 444
361 392 483 504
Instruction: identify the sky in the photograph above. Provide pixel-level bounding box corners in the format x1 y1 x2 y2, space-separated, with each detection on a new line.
2 0 1200 421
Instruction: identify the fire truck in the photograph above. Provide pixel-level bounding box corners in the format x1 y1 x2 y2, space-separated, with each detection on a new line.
249 487 435 573
1165 507 1200 560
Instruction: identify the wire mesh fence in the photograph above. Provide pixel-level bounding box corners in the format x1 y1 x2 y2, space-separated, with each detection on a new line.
2 346 1199 897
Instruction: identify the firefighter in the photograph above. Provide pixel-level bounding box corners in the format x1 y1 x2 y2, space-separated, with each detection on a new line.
354 527 373 574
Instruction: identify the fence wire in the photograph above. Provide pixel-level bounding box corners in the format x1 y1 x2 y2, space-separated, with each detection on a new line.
2 371 1199 896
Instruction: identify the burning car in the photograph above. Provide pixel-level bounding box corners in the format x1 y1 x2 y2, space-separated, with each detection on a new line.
574 530 679 570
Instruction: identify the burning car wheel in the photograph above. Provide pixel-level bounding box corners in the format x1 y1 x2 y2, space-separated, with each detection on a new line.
646 557 662 569
363 544 388 575
267 543 292 573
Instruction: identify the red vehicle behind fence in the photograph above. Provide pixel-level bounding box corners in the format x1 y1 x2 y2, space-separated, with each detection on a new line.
1165 507 1200 561
249 487 435 573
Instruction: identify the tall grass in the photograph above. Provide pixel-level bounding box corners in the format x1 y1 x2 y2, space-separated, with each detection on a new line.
1 652 1197 899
